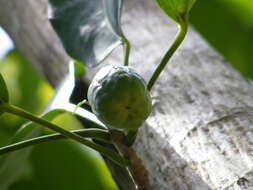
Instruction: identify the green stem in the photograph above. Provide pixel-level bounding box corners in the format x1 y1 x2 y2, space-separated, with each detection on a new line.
72 99 90 115
147 23 188 91
124 129 138 147
0 103 128 166
0 129 110 155
122 37 131 66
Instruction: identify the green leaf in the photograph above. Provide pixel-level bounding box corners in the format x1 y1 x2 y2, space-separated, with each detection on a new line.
0 73 9 104
48 0 124 67
12 109 66 142
103 0 123 36
10 140 117 190
9 110 117 190
0 109 65 189
73 60 86 77
190 0 253 80
0 49 53 152
156 0 197 24
0 49 53 114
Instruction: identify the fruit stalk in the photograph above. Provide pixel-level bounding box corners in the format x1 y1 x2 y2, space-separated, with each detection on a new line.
122 37 131 66
0 128 110 155
0 103 128 166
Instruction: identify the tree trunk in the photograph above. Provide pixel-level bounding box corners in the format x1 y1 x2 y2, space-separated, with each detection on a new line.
1 0 253 189
0 0 69 87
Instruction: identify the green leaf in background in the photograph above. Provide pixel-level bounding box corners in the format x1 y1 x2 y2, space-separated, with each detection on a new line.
0 49 53 146
0 49 117 189
156 0 196 24
9 140 117 190
73 60 86 77
12 109 66 142
48 0 124 67
218 0 253 26
0 109 65 190
190 0 253 80
8 111 117 190
0 73 9 104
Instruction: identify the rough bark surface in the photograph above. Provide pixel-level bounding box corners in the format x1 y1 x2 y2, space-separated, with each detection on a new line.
119 1 253 190
0 0 69 87
1 0 253 189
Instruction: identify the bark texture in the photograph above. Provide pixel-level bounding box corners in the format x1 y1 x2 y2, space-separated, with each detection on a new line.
1 0 253 189
0 0 69 87
119 1 253 189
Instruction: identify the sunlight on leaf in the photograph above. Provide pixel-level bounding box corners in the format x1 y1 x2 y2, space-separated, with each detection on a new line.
219 0 253 26
0 49 53 149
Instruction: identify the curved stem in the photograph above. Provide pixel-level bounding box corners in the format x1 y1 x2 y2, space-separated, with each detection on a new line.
0 129 110 155
122 37 131 66
72 99 90 115
147 23 188 91
0 103 128 166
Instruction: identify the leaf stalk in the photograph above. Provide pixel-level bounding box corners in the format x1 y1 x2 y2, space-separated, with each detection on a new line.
0 128 110 155
122 37 131 66
147 23 188 90
0 103 128 166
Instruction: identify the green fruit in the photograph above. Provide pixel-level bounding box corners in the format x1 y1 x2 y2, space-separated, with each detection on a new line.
88 66 152 131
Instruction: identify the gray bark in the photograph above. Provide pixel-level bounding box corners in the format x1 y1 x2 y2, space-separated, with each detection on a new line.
1 0 253 189
0 0 69 87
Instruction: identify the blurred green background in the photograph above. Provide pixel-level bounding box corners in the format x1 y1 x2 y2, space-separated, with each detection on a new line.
0 50 117 190
190 0 253 79
0 0 252 189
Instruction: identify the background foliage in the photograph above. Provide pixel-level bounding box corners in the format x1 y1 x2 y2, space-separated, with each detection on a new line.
190 0 253 79
0 50 116 190
0 0 252 189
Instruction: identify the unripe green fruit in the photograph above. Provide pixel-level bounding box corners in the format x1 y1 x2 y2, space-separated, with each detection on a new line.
88 66 152 131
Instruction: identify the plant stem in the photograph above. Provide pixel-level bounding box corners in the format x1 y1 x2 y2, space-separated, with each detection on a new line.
124 129 138 146
0 103 128 166
0 128 110 155
147 23 188 91
72 99 90 115
122 37 131 66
